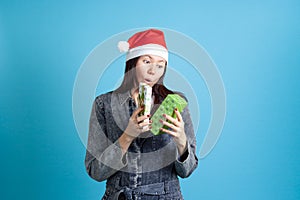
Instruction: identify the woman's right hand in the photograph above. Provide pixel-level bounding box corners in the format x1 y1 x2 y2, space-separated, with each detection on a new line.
124 106 152 139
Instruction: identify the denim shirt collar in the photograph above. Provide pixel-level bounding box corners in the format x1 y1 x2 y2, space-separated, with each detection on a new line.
117 90 132 105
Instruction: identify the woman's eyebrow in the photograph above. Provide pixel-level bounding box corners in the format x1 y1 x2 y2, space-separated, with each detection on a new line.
143 55 151 59
146 55 165 62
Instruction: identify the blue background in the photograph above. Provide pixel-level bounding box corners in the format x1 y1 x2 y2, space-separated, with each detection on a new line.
1 0 299 199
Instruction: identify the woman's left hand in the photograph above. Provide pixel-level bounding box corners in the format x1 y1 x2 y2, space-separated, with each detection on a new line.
160 108 187 156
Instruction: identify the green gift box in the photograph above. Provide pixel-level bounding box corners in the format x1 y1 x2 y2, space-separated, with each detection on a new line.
150 94 187 135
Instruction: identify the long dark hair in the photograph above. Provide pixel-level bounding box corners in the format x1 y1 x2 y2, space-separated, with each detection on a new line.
115 56 174 104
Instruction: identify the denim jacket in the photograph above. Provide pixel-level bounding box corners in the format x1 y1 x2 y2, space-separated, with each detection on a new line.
85 90 198 199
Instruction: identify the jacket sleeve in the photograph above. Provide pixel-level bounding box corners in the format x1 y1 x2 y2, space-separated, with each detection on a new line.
84 96 128 182
174 106 198 178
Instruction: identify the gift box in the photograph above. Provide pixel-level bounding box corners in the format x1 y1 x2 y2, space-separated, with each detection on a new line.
150 94 187 135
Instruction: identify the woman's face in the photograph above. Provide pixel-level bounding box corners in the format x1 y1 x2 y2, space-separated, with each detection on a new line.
135 55 166 87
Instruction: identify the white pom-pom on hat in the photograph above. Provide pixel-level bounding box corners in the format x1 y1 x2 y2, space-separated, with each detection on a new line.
118 41 130 53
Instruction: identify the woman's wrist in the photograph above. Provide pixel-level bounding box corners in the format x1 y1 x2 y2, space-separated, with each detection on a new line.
177 137 187 156
122 131 135 143
118 132 135 155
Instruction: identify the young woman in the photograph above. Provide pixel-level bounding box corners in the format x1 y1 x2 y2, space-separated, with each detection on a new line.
85 29 198 200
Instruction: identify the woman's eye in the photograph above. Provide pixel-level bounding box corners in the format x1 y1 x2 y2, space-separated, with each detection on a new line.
143 60 151 64
158 65 164 69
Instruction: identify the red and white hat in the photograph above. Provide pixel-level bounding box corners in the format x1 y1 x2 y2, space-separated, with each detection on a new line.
118 29 168 62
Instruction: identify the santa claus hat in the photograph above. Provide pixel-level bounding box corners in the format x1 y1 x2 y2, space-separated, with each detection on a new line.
118 29 168 62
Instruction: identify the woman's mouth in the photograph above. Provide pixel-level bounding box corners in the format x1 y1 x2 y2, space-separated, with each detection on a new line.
144 79 152 84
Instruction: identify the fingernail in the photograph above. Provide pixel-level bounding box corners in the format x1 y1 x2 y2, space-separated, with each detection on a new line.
162 114 166 118
159 119 164 124
175 108 178 111
147 114 150 117
149 126 152 129
149 120 152 123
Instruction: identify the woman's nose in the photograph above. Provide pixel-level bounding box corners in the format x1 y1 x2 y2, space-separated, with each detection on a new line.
148 66 155 75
